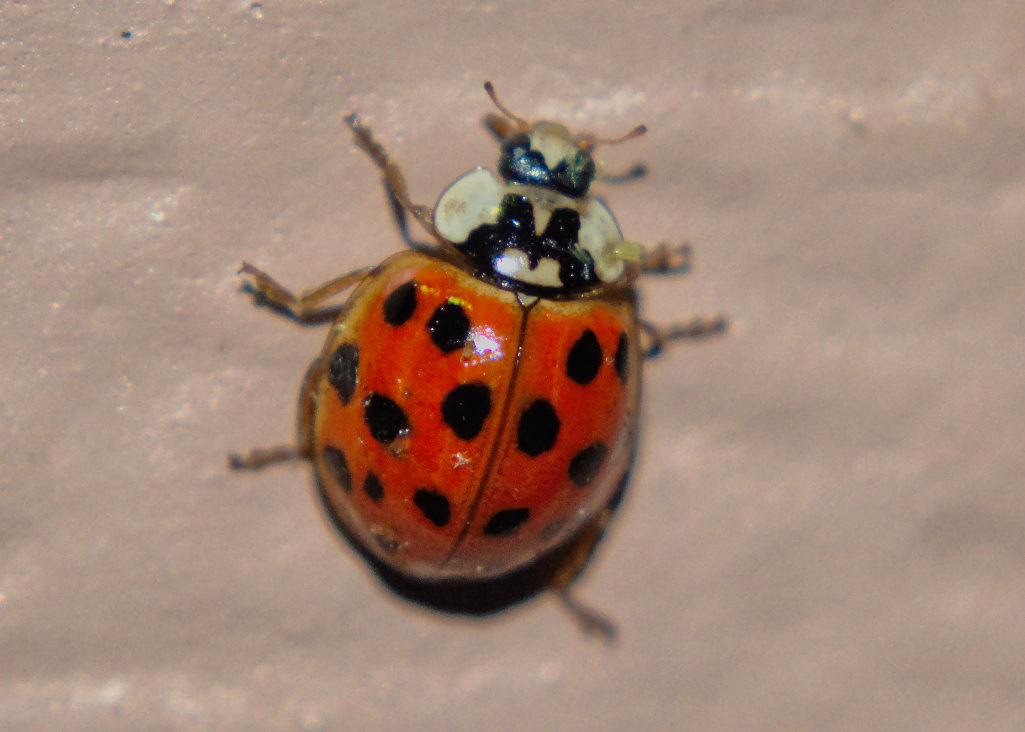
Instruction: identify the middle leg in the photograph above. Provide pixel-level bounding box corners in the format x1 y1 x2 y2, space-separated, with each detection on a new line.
238 262 373 324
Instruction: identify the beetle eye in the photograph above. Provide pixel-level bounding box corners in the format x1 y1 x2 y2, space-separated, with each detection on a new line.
552 150 595 197
499 133 552 187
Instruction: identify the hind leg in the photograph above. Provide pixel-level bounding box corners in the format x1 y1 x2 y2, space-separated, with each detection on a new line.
546 506 620 643
227 355 327 470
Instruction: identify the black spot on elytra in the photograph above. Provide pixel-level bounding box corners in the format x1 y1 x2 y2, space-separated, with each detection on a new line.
322 445 351 493
614 332 629 384
427 301 470 353
413 488 450 527
482 508 530 537
363 393 409 444
363 472 384 502
566 329 603 385
517 399 560 456
441 383 492 440
328 343 359 405
383 280 418 326
568 442 609 487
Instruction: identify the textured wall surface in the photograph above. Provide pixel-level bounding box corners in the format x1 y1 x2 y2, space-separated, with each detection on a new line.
2 2 1024 729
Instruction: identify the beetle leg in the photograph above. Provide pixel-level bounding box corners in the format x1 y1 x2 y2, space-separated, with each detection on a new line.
345 113 442 242
638 241 693 275
547 509 619 643
555 590 617 642
237 262 372 323
384 182 441 253
640 315 728 359
598 163 647 184
227 445 302 470
227 356 325 470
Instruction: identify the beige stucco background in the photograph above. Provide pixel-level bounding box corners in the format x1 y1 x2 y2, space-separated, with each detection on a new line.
2 1 1024 729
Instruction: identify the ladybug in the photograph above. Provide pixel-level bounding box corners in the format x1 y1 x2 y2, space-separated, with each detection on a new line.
229 82 725 639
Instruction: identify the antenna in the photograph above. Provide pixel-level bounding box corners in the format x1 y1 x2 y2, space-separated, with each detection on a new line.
483 81 529 128
578 124 647 150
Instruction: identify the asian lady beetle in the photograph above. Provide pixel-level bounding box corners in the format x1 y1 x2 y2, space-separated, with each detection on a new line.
229 82 725 639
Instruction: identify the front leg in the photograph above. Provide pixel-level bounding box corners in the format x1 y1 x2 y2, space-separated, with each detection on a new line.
345 114 442 243
639 241 692 275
